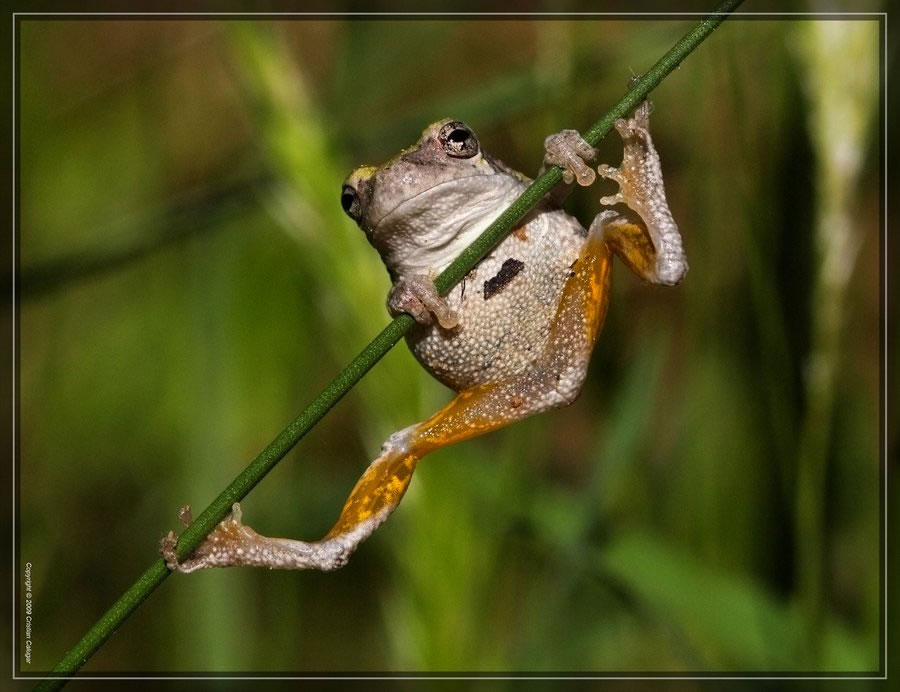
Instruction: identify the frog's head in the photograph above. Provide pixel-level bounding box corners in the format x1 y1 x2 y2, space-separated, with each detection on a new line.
340 119 521 274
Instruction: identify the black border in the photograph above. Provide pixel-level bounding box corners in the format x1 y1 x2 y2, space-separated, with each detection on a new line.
7 7 890 683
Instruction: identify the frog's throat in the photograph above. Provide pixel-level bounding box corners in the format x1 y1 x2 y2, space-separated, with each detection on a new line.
373 179 525 277
369 175 489 234
383 213 515 277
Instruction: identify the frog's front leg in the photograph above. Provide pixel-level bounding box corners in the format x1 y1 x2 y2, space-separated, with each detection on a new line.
162 223 616 573
545 101 687 286
597 101 688 285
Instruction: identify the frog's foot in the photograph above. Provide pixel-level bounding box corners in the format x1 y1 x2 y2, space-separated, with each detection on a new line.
543 129 597 186
596 100 687 286
162 502 384 572
163 426 422 572
388 275 458 329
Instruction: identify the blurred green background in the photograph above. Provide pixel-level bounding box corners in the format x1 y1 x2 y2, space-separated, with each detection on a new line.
16 15 886 675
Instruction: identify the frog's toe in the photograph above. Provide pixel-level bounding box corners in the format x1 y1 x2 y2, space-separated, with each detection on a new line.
544 129 596 186
597 162 623 184
162 503 252 573
613 100 654 142
160 531 180 570
161 504 199 570
597 163 626 207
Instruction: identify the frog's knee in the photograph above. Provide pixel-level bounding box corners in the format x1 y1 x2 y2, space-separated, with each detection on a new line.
529 361 588 410
587 210 624 239
655 241 689 286
553 362 588 407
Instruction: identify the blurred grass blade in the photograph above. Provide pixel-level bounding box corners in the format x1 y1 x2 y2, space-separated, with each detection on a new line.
17 171 272 299
596 531 872 671
791 19 878 663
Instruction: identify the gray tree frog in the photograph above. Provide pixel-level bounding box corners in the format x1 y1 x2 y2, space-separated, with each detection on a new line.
163 100 687 572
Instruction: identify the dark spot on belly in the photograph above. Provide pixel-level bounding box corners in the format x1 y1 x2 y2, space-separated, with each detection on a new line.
483 258 525 299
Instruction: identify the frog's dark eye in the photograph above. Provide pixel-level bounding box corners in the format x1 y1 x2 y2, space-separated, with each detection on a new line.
438 121 478 159
341 185 361 223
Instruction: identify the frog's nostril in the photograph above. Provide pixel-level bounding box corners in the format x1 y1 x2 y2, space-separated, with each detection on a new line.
341 192 354 212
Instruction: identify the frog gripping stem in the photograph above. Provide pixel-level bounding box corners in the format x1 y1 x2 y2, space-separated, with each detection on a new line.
163 225 617 572
163 99 688 573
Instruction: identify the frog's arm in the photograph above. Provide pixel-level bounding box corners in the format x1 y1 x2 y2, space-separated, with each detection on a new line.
596 101 688 286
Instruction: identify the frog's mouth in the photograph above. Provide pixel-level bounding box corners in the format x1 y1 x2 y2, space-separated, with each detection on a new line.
371 173 519 238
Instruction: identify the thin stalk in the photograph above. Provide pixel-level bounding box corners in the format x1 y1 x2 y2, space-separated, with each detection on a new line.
33 2 742 687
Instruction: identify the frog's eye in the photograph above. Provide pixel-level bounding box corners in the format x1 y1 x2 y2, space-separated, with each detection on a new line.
341 185 361 223
438 121 479 159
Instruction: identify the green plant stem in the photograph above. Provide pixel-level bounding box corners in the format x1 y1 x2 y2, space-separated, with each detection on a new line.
34 2 741 688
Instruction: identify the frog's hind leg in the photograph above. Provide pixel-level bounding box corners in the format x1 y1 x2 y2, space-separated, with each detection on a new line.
162 228 617 573
597 101 689 286
161 438 422 572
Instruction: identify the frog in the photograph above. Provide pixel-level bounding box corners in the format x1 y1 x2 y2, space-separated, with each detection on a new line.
162 99 688 573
